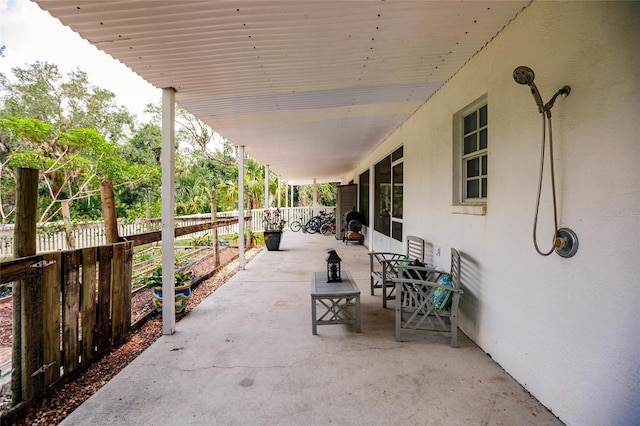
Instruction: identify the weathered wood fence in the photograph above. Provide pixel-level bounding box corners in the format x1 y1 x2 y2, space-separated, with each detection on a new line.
1 241 133 404
0 206 333 258
0 216 245 406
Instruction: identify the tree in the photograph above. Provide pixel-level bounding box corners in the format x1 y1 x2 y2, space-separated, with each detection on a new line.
0 115 157 225
0 61 135 142
0 62 155 224
296 182 338 206
144 102 234 165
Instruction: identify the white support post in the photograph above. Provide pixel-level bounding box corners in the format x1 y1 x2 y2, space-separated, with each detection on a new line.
161 88 176 335
368 165 375 252
313 178 318 208
285 183 289 208
277 175 281 208
264 164 270 208
238 145 245 270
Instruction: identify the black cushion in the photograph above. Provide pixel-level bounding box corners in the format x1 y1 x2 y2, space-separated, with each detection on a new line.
403 259 430 280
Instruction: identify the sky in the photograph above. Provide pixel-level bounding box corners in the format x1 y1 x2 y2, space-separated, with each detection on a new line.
0 0 160 121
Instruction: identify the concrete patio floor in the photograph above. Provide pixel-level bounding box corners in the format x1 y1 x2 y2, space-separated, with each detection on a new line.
61 230 562 425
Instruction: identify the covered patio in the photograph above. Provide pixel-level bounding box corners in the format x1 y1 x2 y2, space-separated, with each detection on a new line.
23 2 640 424
60 231 560 425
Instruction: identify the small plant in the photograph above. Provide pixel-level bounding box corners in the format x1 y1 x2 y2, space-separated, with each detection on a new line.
145 266 193 289
262 208 287 232
191 234 212 247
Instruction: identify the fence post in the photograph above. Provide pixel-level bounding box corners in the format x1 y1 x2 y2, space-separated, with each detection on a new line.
12 168 40 404
101 178 119 244
61 199 76 250
211 190 220 267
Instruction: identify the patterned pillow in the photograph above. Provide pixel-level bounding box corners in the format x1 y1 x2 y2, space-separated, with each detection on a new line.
433 273 453 309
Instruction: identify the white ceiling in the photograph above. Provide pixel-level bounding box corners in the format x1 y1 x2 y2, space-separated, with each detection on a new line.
36 1 528 184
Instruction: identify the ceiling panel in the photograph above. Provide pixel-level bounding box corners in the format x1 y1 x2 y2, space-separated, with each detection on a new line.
36 0 528 184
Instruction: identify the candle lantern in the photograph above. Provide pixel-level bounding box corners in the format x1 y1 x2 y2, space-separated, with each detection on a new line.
326 250 342 282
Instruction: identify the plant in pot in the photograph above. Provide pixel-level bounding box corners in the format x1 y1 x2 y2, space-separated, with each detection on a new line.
262 208 286 251
145 266 193 314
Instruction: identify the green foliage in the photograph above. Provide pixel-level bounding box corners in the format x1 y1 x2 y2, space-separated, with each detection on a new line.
0 115 157 224
1 62 134 142
0 115 53 143
144 266 193 289
191 234 212 247
0 62 289 226
296 182 338 206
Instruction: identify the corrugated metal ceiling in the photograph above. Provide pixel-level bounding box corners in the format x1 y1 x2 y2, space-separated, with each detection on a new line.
36 1 528 184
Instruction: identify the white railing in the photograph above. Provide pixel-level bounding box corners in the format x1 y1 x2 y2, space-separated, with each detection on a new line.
0 206 335 258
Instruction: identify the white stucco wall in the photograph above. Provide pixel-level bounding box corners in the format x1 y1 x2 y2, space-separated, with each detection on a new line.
352 2 639 425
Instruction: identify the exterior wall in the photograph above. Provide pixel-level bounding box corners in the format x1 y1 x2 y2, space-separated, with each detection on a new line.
351 2 639 425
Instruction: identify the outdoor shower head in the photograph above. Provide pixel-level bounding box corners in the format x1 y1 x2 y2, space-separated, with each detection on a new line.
513 66 535 85
513 66 544 113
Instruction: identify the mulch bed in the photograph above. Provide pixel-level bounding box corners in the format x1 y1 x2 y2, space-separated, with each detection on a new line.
0 246 263 425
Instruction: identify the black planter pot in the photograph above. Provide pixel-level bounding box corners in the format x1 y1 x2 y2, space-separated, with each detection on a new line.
263 231 283 251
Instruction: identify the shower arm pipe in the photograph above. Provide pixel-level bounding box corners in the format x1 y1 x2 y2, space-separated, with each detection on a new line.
543 86 572 117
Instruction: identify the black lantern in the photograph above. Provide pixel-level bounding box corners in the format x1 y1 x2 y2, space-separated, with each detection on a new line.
326 250 342 282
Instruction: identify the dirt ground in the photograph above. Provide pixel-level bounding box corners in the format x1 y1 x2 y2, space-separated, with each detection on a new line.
0 245 263 425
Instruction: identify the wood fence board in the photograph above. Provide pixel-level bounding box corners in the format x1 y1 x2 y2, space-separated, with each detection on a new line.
96 246 112 353
62 250 82 375
80 247 97 364
0 255 44 284
42 252 62 387
110 244 126 343
21 274 44 400
123 242 133 333
118 218 238 247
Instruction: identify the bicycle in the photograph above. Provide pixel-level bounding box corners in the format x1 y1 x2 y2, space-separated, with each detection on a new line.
320 221 336 235
289 217 304 232
290 211 331 234
320 211 337 235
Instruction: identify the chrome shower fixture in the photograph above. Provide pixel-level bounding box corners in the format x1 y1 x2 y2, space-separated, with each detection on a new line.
514 66 578 258
554 228 579 258
513 66 571 117
513 66 544 113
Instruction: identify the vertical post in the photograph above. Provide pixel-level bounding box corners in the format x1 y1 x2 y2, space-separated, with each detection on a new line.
60 199 75 249
12 168 39 404
161 88 176 335
146 188 152 232
285 183 289 208
264 165 269 209
277 175 281 208
100 178 119 244
368 167 375 251
238 145 245 270
313 178 318 208
211 189 220 267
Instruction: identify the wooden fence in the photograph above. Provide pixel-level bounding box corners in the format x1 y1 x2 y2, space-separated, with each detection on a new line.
0 206 338 410
1 241 133 404
0 206 334 258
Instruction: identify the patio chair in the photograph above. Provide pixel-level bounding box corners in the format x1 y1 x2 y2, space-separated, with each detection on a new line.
394 248 464 347
368 235 425 308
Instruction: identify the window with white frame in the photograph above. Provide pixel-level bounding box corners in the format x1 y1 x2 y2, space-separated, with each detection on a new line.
374 146 403 240
454 99 487 206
